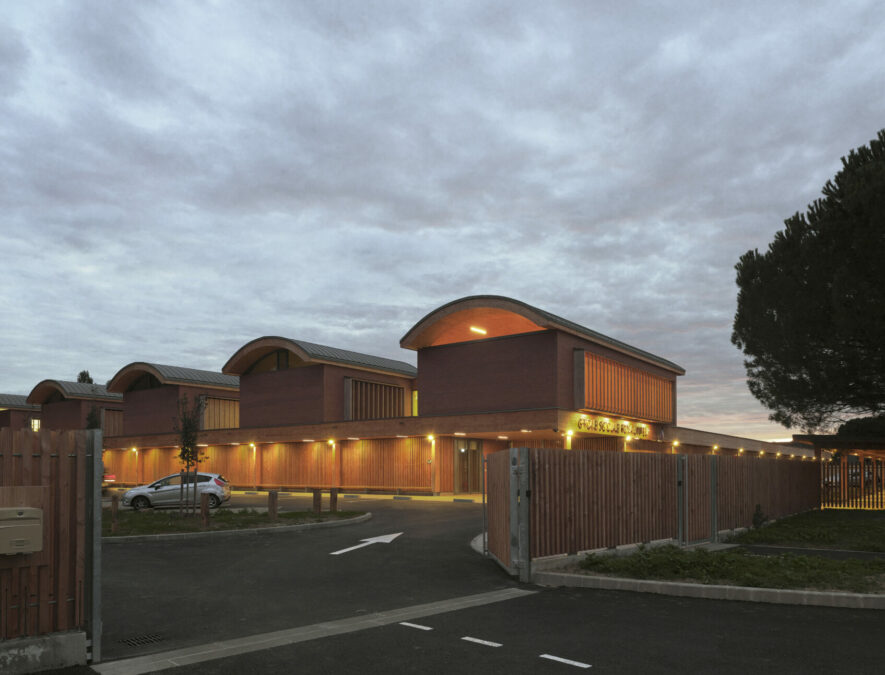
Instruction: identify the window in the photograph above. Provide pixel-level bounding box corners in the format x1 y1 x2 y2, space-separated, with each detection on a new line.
30 418 41 432
245 349 292 374
128 373 162 391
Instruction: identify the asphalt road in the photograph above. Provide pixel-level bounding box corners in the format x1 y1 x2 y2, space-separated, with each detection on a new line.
102 496 510 661
120 586 884 675
95 495 883 674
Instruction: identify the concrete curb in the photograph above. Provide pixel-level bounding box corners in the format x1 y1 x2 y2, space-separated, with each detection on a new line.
102 512 372 544
533 570 885 610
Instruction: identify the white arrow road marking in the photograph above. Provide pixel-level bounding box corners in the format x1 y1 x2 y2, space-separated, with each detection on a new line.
461 636 502 647
330 532 403 555
540 654 592 668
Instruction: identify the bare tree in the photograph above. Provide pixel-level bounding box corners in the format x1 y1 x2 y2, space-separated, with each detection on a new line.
173 395 206 516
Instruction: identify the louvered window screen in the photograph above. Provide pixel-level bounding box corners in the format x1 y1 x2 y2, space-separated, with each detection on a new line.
202 398 240 429
583 352 674 423
345 379 405 420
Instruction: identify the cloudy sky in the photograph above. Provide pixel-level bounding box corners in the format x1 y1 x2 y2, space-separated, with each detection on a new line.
1 1 882 440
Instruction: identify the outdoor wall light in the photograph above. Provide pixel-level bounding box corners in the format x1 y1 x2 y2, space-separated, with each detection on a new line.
625 435 632 442
427 435 435 441
497 435 508 440
454 432 466 436
302 439 315 443
672 440 680 447
469 326 487 335
327 439 335 445
566 430 574 437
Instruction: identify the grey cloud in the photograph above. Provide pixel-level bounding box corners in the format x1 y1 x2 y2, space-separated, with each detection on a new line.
2 1 883 440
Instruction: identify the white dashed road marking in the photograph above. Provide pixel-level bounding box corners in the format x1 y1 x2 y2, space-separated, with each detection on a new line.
461 636 503 647
399 622 433 631
540 653 592 668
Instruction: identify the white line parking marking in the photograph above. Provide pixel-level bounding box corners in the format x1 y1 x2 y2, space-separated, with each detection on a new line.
540 653 592 668
399 622 433 631
461 636 503 647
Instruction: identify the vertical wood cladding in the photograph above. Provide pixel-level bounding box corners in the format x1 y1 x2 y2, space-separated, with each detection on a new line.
0 429 90 638
102 409 124 437
105 438 432 490
340 438 431 489
346 379 405 421
583 352 674 423
202 398 239 430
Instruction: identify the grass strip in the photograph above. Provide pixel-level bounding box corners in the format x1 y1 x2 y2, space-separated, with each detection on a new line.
103 508 365 537
579 545 885 593
728 509 885 552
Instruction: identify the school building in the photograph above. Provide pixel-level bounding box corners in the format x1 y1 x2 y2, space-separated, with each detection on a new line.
94 296 814 493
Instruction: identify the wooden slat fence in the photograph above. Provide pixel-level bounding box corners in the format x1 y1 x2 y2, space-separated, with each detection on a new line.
486 449 511 568
718 455 820 526
530 450 678 558
487 448 822 567
0 428 97 644
683 455 712 543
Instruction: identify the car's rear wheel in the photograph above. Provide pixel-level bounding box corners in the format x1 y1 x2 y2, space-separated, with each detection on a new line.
131 496 150 511
208 494 221 509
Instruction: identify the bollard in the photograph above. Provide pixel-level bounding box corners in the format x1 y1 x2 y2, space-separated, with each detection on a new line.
312 488 322 514
268 490 278 521
201 492 210 529
329 488 339 513
111 493 119 534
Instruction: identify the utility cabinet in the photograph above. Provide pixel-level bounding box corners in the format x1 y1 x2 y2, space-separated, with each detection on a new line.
0 507 43 555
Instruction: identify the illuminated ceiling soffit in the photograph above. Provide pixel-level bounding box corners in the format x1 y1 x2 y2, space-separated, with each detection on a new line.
405 306 546 349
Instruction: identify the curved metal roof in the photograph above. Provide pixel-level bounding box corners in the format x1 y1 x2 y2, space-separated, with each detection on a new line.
223 337 417 378
107 362 239 393
27 380 124 405
400 295 685 375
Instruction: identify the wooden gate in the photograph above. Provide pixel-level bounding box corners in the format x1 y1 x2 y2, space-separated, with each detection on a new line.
0 428 102 664
822 455 885 509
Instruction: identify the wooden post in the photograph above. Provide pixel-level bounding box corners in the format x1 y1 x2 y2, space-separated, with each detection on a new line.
312 488 322 514
200 492 209 529
111 493 119 534
329 488 338 513
268 490 278 521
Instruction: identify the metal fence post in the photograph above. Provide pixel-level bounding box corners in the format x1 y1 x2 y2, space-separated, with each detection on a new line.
86 430 103 664
710 455 719 543
509 448 520 573
676 454 685 545
481 457 488 556
516 447 531 583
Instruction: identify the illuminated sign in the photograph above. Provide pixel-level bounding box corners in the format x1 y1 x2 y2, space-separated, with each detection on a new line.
575 415 650 439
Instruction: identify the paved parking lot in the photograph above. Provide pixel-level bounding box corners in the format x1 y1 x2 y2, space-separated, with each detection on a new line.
96 495 884 674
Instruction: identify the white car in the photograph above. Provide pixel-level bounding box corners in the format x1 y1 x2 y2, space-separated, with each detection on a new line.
121 472 231 510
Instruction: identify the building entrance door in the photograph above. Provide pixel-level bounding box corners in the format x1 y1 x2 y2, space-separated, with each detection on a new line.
454 439 482 493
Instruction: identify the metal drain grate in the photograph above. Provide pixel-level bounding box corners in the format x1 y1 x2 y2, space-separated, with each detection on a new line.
120 633 165 647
